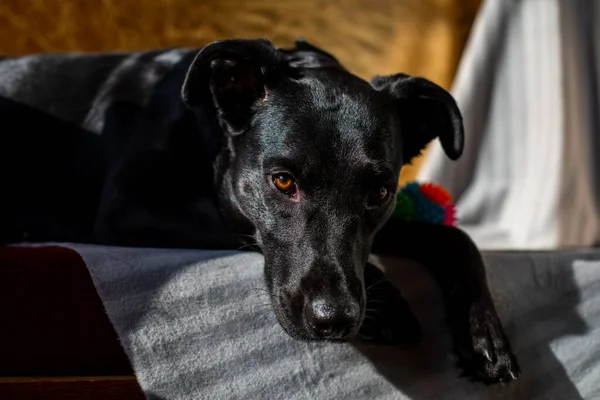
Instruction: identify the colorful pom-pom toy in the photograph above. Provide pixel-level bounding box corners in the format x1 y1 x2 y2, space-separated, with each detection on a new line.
392 181 457 226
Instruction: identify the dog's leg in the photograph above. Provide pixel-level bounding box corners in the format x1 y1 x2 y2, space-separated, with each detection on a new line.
359 262 423 346
371 219 520 384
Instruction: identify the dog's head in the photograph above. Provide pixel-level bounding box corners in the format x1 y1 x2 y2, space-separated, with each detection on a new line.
181 38 463 341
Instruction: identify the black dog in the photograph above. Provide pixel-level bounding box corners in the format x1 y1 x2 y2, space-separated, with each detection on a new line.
1 38 519 384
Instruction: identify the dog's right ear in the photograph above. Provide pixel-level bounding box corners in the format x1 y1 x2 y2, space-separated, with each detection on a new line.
371 74 464 163
181 38 282 135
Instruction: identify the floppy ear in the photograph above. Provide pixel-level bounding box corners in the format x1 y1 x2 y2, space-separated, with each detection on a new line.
181 38 282 135
371 74 464 162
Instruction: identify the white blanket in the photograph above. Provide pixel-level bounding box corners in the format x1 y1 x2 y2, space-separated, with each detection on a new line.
418 0 600 250
56 243 600 400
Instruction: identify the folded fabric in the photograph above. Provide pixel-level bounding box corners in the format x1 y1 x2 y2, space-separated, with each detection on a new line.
34 243 599 400
0 245 132 376
418 0 600 250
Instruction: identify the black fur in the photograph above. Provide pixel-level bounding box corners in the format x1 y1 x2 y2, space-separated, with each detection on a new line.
1 38 519 384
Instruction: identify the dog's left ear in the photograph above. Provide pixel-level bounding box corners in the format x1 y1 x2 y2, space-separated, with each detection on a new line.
371 74 464 162
181 38 282 135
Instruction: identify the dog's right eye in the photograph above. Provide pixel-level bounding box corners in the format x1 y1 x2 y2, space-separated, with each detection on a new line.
366 184 390 207
273 173 297 195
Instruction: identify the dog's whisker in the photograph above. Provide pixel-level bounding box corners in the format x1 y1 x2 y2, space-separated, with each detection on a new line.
276 327 286 336
365 308 384 317
251 303 274 312
242 287 271 299
362 315 378 323
366 299 386 306
365 277 387 294
337 322 356 337
236 242 260 251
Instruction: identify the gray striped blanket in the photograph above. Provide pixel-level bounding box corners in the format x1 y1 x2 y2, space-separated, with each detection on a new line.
53 244 600 400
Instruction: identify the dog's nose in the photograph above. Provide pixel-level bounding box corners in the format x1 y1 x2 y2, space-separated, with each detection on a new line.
304 298 359 339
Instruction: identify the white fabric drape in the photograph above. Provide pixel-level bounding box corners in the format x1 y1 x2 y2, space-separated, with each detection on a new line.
418 0 600 250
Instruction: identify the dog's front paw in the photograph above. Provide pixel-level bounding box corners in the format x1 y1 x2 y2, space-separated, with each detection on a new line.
452 300 520 384
359 263 423 346
358 290 423 347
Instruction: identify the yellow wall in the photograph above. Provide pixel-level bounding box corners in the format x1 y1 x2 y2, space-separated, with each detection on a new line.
0 0 480 182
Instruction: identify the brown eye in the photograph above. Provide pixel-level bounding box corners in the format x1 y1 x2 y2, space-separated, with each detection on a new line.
366 185 390 207
273 173 296 194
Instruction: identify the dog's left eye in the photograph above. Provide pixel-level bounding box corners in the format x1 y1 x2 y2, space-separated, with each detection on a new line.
366 185 390 207
273 173 297 195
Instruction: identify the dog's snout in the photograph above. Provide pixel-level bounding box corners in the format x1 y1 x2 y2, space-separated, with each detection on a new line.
304 297 360 340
